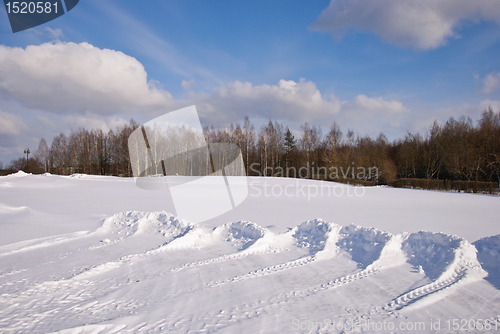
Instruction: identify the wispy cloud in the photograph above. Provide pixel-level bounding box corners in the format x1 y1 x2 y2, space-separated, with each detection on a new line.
31 27 63 38
45 27 63 38
90 1 226 88
481 72 500 94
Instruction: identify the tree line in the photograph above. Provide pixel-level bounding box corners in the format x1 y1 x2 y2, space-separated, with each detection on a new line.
4 107 500 186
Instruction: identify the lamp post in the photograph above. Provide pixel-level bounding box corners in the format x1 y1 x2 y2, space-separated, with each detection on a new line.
23 148 30 171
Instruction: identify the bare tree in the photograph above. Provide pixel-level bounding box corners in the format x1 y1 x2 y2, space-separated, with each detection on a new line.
35 138 50 172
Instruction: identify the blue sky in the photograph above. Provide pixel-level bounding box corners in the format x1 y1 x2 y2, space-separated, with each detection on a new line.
1 0 500 164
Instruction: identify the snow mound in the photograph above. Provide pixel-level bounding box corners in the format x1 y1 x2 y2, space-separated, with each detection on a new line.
214 221 268 250
97 211 193 240
292 219 331 253
155 221 270 252
288 220 484 284
366 234 407 271
474 234 500 289
158 225 215 250
337 224 392 269
380 231 487 312
1 171 29 178
290 221 394 267
403 231 465 280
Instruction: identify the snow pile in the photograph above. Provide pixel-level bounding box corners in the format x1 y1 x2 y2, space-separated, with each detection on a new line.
97 211 193 240
157 225 216 250
366 234 407 271
98 213 271 251
292 219 331 253
285 219 486 287
402 231 484 282
337 224 392 269
1 170 29 178
378 231 487 312
403 232 462 280
289 221 397 267
474 234 500 289
157 221 270 252
213 221 268 250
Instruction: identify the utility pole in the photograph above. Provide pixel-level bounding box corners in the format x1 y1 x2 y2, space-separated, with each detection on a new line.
23 148 30 171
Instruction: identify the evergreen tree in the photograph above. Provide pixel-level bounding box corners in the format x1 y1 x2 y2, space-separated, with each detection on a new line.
283 128 296 169
284 128 296 152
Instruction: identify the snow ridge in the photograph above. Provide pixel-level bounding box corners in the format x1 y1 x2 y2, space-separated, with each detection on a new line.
12 210 486 292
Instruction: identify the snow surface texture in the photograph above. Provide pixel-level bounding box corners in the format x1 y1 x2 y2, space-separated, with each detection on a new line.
0 173 499 333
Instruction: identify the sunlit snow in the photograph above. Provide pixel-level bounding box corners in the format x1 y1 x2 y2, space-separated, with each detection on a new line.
0 172 499 333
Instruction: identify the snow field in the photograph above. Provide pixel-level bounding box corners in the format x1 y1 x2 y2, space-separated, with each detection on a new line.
0 173 499 333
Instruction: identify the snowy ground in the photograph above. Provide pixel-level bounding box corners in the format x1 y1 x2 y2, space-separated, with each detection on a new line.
0 172 499 333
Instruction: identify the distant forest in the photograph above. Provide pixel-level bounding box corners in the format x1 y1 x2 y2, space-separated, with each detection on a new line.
4 107 500 188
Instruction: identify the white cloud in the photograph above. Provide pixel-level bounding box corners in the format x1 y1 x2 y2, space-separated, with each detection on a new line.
405 99 500 135
5 40 496 160
44 27 63 38
0 110 27 135
194 79 342 124
342 95 408 118
310 0 500 50
336 95 409 136
0 41 407 134
481 72 500 94
446 99 500 118
187 80 411 139
0 42 176 115
181 79 195 89
63 114 129 133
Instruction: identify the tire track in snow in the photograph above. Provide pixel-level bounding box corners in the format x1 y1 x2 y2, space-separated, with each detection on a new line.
119 266 382 333
382 268 468 312
179 228 401 332
205 255 316 287
169 247 286 273
11 221 379 334
355 232 488 318
176 267 382 333
164 232 429 331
